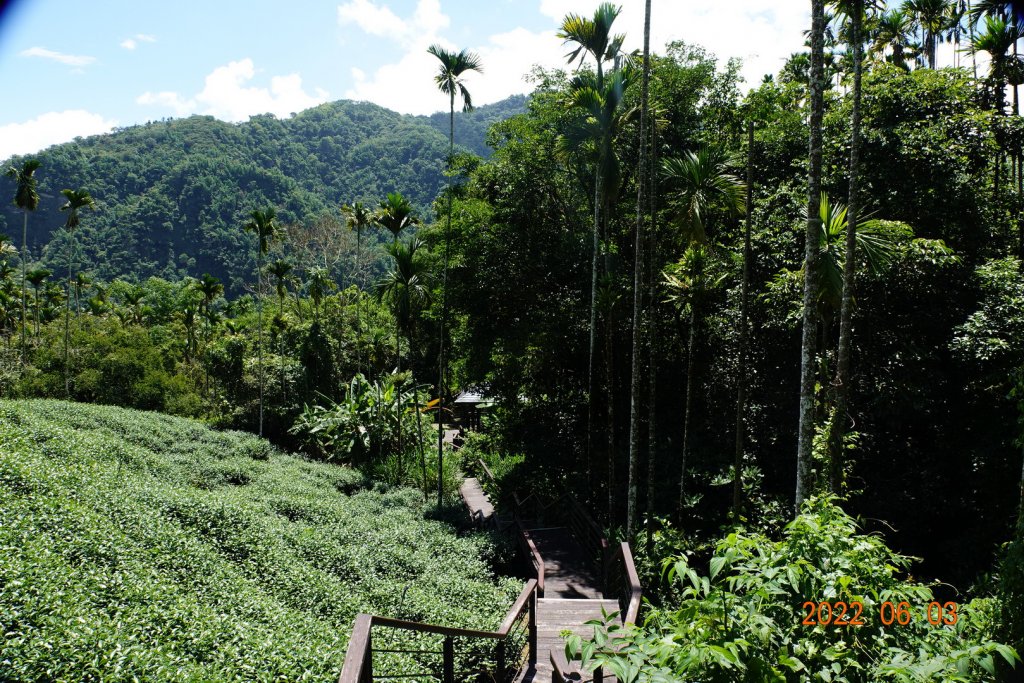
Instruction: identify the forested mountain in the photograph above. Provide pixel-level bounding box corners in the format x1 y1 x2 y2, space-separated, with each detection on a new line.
0 95 526 293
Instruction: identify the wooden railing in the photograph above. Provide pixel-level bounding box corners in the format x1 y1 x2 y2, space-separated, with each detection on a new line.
338 579 538 683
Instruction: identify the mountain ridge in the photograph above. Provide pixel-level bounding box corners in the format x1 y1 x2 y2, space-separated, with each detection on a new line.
0 94 528 292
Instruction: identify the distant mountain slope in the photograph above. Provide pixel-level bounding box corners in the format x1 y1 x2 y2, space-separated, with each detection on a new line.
0 96 527 291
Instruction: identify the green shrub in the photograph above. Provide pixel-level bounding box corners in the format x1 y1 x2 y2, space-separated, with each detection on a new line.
567 497 1018 682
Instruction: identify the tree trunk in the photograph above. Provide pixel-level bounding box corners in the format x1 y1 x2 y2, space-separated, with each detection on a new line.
678 300 698 513
355 226 362 375
796 0 826 514
587 170 601 509
733 119 755 518
645 114 660 547
64 229 73 398
605 311 615 526
257 252 264 437
827 0 863 494
437 90 455 509
626 0 652 540
20 211 27 365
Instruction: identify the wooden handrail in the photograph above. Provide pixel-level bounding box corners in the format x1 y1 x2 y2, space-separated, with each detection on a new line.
616 541 642 625
518 523 545 596
338 579 539 683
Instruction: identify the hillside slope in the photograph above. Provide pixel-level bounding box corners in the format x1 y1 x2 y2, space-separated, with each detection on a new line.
0 400 516 681
0 96 526 292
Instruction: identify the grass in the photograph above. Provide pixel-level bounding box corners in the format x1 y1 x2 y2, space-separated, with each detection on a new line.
0 399 518 682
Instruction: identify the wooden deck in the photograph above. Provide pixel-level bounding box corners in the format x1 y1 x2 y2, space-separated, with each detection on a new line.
459 476 494 526
462 482 615 682
516 597 618 683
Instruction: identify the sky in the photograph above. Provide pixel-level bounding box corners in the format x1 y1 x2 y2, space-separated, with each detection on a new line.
0 0 813 161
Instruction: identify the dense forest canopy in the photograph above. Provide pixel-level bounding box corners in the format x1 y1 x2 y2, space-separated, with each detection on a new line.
0 96 526 294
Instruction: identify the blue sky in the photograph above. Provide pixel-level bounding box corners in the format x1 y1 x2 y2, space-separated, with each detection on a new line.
0 0 812 160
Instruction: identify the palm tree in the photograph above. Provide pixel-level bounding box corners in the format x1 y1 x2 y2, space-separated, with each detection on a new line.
829 0 872 491
969 14 1024 115
558 3 626 486
377 192 417 246
342 201 375 373
798 0 828 513
59 188 94 397
905 0 955 67
660 148 744 511
243 207 280 437
427 43 483 509
870 9 918 68
733 118 756 518
307 266 335 319
267 259 293 319
5 159 41 364
377 236 433 492
625 0 653 539
267 258 293 401
25 267 50 338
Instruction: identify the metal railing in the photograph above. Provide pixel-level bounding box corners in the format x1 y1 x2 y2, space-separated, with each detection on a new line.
338 579 538 683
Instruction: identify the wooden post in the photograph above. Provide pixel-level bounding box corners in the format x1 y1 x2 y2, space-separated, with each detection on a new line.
496 640 507 681
443 636 454 683
528 591 537 665
362 631 372 683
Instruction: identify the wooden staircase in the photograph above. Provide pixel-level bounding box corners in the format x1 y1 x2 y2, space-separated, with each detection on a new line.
338 468 640 683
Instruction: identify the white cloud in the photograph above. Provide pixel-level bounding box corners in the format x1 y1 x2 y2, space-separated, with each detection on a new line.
337 0 448 47
340 0 810 117
342 0 560 115
137 58 330 122
120 34 156 50
538 1 809 88
136 91 195 117
0 110 117 161
19 47 96 67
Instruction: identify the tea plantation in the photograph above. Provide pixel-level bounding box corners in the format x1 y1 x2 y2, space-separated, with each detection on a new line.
0 400 518 681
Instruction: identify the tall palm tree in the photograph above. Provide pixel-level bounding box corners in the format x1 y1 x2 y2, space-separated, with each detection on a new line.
267 259 293 319
870 9 918 68
427 43 483 509
377 236 433 492
559 64 636 524
626 0 653 539
59 188 94 397
5 159 41 364
558 3 625 487
798 0 828 513
243 207 280 437
342 201 375 374
267 258 293 401
660 149 745 511
377 192 417 246
905 0 955 67
25 267 50 338
734 118 755 518
829 0 874 491
969 14 1024 115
